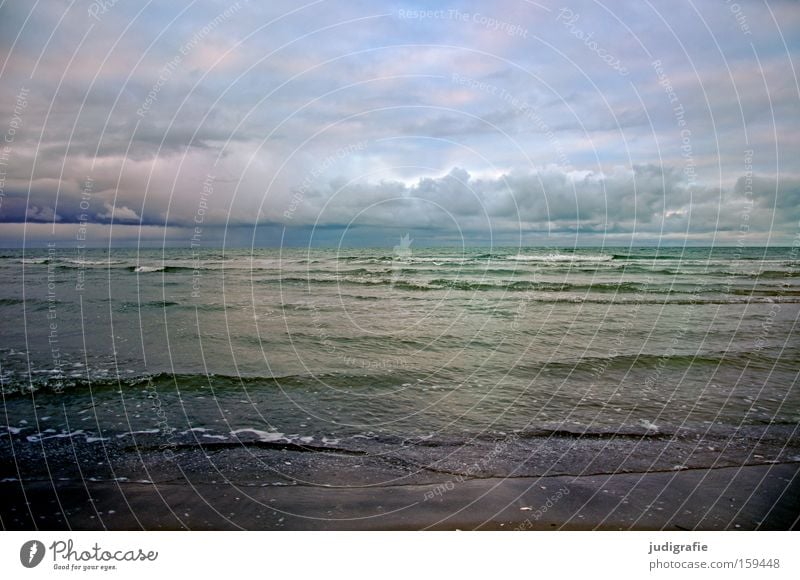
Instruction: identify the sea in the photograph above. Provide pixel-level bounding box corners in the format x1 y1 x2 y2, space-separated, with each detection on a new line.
1 245 799 488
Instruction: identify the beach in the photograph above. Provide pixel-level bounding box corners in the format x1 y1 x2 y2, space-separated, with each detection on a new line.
2 455 797 530
1 414 798 530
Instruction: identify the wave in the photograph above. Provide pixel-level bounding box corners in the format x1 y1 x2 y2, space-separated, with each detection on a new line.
20 258 127 269
5 345 794 399
0 298 64 309
65 259 123 266
131 265 166 273
35 260 798 280
611 265 798 278
514 351 768 376
17 253 793 280
746 270 799 279
0 298 25 306
336 255 394 263
259 276 798 297
20 258 50 264
293 262 796 280
613 253 798 263
0 370 413 397
117 300 181 310
507 253 614 262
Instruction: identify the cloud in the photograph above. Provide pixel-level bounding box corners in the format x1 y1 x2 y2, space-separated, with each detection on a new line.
737 175 800 214
0 0 797 245
25 205 61 222
271 163 786 239
0 156 793 244
96 203 142 223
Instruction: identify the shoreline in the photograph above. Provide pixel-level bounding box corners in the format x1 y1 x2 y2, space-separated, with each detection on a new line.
2 463 797 531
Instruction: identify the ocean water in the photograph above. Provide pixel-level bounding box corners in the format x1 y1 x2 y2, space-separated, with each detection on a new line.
1 245 799 481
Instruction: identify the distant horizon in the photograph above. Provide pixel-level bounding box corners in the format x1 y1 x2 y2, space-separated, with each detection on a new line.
3 242 797 251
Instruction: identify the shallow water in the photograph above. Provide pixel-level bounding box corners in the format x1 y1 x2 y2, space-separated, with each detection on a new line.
1 246 798 453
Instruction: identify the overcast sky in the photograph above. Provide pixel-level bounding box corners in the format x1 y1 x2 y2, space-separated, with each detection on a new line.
0 0 798 247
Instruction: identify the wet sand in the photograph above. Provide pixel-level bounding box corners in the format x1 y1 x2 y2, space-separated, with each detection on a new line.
2 463 798 530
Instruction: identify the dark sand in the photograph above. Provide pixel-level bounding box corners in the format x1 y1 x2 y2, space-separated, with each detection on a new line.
2 463 798 530
3 424 799 530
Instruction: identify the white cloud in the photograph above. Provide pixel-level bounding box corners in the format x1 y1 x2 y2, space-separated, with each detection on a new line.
97 203 141 223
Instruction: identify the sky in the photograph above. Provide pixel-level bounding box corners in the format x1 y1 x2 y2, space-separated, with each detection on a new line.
0 0 798 248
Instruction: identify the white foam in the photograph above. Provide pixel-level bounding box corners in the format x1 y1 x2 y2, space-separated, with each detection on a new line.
639 419 659 432
26 429 85 442
116 429 160 438
230 428 286 442
409 257 469 263
65 259 120 266
134 265 165 273
180 427 211 435
507 253 613 262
